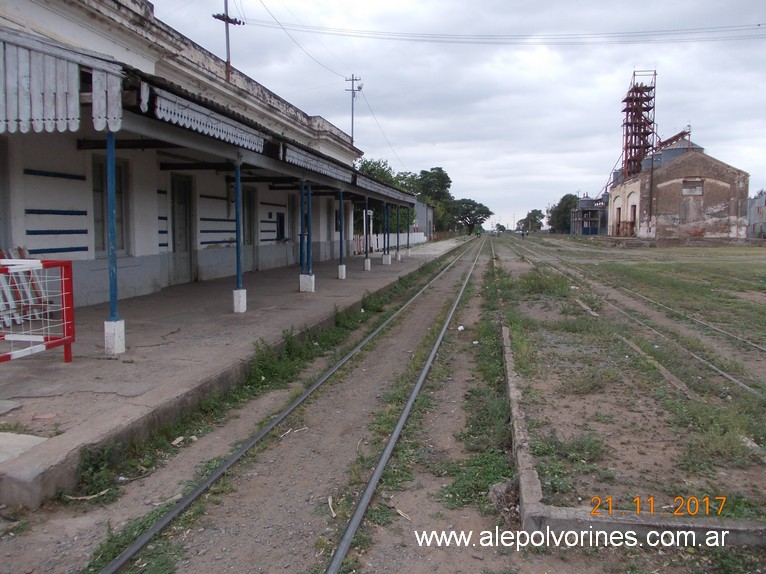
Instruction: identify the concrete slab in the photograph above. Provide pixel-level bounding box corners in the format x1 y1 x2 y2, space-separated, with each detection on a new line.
0 400 20 415
0 433 47 464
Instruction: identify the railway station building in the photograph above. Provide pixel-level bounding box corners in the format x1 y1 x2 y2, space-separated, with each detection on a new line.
609 137 749 240
0 0 417 353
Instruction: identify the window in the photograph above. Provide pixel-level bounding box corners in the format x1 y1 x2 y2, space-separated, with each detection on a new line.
92 157 127 254
682 179 703 196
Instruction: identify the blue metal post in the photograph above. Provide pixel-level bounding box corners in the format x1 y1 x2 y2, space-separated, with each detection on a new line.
307 183 313 274
407 206 410 250
234 162 243 290
396 205 400 254
384 203 389 254
339 190 344 266
299 181 305 274
106 131 120 321
364 195 369 259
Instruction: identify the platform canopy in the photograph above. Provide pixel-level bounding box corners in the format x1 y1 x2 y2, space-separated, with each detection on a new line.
0 26 123 134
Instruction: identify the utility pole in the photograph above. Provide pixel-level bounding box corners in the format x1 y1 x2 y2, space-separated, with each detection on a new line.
213 0 244 82
345 75 362 145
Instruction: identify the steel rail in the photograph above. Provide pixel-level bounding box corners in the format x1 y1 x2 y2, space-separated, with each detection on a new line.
519 239 766 353
506 238 765 398
325 237 484 573
512 238 766 399
99 238 480 574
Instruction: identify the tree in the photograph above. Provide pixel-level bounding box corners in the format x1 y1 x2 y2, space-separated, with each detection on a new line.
517 209 545 233
356 158 396 184
495 223 506 233
548 193 579 234
451 198 493 235
355 158 415 233
415 167 453 204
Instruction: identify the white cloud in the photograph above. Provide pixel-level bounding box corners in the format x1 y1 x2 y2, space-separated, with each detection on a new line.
157 0 766 220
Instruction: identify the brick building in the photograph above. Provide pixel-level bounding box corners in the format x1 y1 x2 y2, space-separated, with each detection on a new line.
609 138 749 239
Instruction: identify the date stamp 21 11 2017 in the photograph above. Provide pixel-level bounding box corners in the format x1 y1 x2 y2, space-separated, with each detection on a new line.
590 496 727 517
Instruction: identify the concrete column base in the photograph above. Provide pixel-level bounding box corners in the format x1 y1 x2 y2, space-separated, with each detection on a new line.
364 258 371 271
395 250 402 261
300 273 316 292
104 319 126 356
381 253 392 265
337 264 346 279
233 289 247 313
406 248 411 257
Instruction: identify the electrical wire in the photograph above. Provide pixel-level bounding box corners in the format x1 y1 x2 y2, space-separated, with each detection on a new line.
359 91 408 172
257 0 345 77
258 0 404 168
243 19 765 45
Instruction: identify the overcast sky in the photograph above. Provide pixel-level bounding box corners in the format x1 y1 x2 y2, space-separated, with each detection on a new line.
156 0 765 229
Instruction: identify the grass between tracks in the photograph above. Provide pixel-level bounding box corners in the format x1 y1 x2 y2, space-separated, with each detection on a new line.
498 235 766 573
313 254 517 573
78 252 460 573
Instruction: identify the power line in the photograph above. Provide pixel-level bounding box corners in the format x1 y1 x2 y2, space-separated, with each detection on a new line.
242 19 765 45
359 91 408 172
257 0 344 78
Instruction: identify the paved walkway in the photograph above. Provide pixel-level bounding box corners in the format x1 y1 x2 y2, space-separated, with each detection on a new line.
0 239 468 508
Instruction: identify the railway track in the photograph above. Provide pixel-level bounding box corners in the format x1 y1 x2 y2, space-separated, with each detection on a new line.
99 237 486 573
525 240 766 354
503 236 765 398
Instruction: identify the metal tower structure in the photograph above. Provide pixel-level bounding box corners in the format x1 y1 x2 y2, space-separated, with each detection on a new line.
621 70 656 178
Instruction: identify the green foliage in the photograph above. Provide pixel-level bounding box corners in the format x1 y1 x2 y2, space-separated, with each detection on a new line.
548 193 579 233
438 450 514 512
356 157 396 184
516 209 545 233
517 268 570 297
84 506 183 572
451 198 493 234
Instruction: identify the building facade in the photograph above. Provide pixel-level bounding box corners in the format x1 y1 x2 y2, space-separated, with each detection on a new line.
609 139 749 239
570 194 608 235
0 0 416 314
748 189 766 239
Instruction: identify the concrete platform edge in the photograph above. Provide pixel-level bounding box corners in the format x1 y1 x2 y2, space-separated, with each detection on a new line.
0 260 439 509
501 328 766 546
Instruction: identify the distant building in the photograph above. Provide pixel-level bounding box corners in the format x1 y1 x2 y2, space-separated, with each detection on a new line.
571 193 609 235
412 200 435 241
609 138 749 239
748 189 766 239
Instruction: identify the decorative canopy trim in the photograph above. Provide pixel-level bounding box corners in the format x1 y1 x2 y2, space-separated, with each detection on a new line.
153 87 265 153
356 174 414 204
284 144 353 183
0 26 123 134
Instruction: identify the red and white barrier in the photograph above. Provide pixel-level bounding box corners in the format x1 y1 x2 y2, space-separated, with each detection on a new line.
0 259 75 363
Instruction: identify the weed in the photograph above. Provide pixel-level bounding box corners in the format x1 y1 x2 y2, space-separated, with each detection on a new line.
592 412 615 424
84 506 181 572
713 493 765 520
366 503 395 526
531 431 605 503
459 386 512 452
517 268 570 298
438 449 515 512
563 367 621 395
0 421 27 433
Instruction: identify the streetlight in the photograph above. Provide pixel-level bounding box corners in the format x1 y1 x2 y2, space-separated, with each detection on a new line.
346 75 363 145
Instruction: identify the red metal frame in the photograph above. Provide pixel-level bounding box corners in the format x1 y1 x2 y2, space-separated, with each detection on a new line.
0 259 75 363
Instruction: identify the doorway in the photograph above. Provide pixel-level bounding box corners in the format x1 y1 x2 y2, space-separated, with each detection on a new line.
171 174 194 284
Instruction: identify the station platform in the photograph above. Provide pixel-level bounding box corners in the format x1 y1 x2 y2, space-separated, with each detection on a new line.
0 238 467 508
